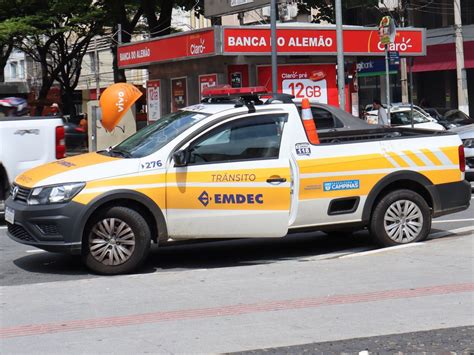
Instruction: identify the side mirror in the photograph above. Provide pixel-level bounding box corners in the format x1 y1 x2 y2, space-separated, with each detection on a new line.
173 150 189 167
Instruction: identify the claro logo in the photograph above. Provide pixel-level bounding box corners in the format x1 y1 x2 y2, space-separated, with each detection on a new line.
116 91 125 112
377 37 413 52
190 38 206 55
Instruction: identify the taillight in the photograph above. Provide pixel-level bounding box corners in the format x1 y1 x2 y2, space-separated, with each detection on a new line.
458 144 465 173
56 126 66 159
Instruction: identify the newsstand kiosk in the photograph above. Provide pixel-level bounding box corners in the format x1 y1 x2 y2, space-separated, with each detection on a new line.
118 24 426 121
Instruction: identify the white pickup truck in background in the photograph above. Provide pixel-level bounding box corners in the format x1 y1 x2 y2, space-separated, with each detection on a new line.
0 116 65 211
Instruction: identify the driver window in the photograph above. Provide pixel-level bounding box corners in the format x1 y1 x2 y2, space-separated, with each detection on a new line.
188 114 287 165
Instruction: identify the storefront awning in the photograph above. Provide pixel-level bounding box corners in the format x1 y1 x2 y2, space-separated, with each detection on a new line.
118 25 426 69
411 41 474 72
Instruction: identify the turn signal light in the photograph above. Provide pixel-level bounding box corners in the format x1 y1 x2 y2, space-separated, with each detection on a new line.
56 126 66 159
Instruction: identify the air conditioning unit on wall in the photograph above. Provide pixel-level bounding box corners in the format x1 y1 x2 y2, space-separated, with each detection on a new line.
379 0 399 11
261 2 298 21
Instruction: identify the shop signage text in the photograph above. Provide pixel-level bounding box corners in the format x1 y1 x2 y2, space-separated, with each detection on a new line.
257 64 338 106
118 29 215 67
224 28 424 56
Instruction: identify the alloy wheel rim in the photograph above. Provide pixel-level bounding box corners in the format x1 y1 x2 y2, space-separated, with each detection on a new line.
89 218 135 266
383 200 423 243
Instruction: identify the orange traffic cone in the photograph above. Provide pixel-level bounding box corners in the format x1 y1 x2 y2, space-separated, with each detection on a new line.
301 98 320 144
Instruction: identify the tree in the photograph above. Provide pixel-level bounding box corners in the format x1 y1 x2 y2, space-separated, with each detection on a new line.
0 0 43 82
13 1 105 115
101 0 144 83
102 0 204 83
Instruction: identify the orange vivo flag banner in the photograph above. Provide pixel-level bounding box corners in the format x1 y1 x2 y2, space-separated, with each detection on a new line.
99 83 143 132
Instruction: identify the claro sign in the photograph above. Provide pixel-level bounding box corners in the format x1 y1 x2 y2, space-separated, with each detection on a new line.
117 26 425 68
223 27 425 56
118 29 215 68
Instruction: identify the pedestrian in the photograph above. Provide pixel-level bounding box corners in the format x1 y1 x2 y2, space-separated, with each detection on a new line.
373 99 389 126
79 113 88 132
49 103 61 116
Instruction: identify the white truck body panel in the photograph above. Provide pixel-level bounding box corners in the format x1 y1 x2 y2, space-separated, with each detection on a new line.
0 116 62 185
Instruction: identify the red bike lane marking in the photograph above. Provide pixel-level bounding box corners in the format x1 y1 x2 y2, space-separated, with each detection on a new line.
1 283 473 338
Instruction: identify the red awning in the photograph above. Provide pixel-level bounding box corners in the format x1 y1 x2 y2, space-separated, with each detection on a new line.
412 41 474 72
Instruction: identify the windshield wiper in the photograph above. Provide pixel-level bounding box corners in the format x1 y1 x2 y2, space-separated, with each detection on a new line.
109 148 132 158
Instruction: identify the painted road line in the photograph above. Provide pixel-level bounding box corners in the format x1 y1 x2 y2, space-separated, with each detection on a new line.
301 247 373 261
432 218 474 223
0 283 472 339
429 226 474 239
339 243 424 259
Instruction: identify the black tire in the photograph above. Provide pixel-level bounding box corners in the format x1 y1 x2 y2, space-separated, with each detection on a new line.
82 206 151 275
369 189 431 247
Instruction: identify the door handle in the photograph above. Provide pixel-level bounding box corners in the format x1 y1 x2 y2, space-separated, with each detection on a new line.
266 176 287 184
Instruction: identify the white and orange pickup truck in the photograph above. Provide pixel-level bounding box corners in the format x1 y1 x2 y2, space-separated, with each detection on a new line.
5 89 470 274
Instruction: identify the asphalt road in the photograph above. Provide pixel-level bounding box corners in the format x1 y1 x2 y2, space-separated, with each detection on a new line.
0 195 473 353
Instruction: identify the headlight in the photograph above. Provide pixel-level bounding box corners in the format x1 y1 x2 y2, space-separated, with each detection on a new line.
28 182 85 205
463 138 474 148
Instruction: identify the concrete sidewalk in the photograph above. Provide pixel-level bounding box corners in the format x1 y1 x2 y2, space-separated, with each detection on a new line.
1 231 473 353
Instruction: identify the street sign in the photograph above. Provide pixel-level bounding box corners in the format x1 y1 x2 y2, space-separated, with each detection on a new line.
389 51 400 65
204 0 276 18
357 59 398 77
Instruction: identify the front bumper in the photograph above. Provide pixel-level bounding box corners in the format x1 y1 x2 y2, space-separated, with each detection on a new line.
5 198 85 254
427 180 471 217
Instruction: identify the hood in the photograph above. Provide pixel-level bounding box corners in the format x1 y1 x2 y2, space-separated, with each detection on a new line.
400 122 445 131
15 152 139 188
450 124 474 136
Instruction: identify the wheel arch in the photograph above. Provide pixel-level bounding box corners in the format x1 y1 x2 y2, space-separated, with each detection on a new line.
362 170 437 223
76 190 168 246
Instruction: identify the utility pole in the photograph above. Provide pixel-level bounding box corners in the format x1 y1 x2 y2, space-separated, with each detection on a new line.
385 45 391 123
454 0 469 115
91 36 100 152
270 0 278 96
399 1 409 103
335 0 345 110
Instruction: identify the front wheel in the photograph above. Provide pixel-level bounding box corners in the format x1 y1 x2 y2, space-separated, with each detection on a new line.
83 206 151 275
370 189 431 247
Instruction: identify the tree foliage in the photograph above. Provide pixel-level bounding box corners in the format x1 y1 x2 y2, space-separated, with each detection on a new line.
8 0 105 114
0 1 45 82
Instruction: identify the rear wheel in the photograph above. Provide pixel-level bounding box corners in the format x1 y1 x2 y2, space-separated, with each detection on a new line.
83 206 151 275
370 189 431 247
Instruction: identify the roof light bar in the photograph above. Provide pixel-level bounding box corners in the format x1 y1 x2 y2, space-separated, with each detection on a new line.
202 85 268 97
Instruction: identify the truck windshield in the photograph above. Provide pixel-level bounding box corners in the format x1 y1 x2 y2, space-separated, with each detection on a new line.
107 110 210 158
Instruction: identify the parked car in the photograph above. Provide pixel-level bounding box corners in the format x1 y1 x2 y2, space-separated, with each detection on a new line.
0 115 64 212
452 124 474 182
62 115 88 152
438 109 474 129
297 103 374 132
5 89 470 274
366 107 445 130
